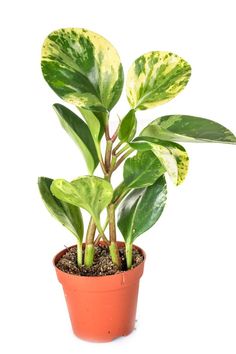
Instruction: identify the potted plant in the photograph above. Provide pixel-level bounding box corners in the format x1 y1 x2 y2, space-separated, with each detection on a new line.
38 27 236 342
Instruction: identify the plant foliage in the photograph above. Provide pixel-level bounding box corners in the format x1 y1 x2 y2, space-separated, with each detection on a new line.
39 28 236 269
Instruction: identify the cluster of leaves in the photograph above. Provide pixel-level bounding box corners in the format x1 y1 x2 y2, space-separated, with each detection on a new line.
38 28 236 269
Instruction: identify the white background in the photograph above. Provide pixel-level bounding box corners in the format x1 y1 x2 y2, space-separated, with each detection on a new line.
1 0 236 353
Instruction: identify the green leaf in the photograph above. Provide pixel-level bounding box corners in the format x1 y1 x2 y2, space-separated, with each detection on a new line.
126 51 191 110
123 150 165 189
118 109 137 142
78 107 105 161
53 103 99 174
118 176 167 243
141 115 236 144
51 176 113 232
38 177 83 240
130 137 189 185
78 107 104 143
41 28 124 112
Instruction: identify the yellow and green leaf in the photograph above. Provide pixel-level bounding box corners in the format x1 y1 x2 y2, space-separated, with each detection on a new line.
129 137 189 185
152 143 189 186
42 28 124 112
38 177 83 240
141 115 236 144
126 51 191 110
51 176 113 234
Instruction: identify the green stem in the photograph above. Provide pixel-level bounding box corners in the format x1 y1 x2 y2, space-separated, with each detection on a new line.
86 217 96 243
84 218 96 267
115 143 130 157
94 231 109 245
84 244 95 268
109 242 121 268
93 217 110 245
107 155 117 178
114 149 134 171
94 184 131 246
125 242 133 269
94 218 109 244
108 204 121 267
76 240 83 266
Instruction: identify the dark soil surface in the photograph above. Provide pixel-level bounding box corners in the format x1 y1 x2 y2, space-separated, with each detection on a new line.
56 244 144 276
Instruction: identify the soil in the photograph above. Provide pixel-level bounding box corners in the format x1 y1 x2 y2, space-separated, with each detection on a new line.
56 244 144 276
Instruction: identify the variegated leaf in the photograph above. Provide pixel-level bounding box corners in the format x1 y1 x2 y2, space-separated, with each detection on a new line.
129 137 189 185
141 115 236 144
42 28 124 112
38 177 84 240
51 176 113 233
126 51 191 110
152 143 189 186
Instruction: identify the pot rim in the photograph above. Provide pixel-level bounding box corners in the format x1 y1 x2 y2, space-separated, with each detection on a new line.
53 241 146 280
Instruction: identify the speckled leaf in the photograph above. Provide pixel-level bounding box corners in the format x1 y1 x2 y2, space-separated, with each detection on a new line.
118 109 137 142
53 104 99 174
51 176 113 233
118 176 167 243
38 177 83 240
42 28 124 112
130 137 189 185
141 115 236 144
123 150 165 189
126 51 191 110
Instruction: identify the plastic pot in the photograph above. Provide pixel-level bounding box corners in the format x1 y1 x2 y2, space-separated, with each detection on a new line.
53 242 145 342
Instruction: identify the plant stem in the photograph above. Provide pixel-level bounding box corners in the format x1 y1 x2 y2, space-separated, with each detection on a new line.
94 231 109 245
84 217 96 267
105 140 113 172
99 157 107 175
86 217 96 243
112 141 123 155
94 217 109 244
84 244 95 268
94 186 130 245
125 242 133 269
115 144 130 157
98 119 133 268
105 122 110 140
108 204 121 267
77 240 83 266
107 155 117 178
114 149 134 171
111 122 120 142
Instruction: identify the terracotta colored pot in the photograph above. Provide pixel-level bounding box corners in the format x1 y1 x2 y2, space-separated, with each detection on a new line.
53 242 145 342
